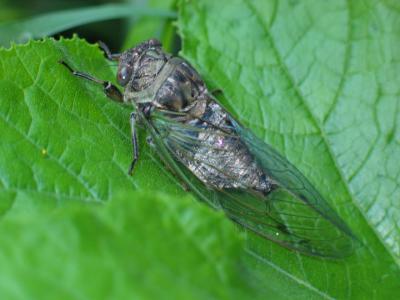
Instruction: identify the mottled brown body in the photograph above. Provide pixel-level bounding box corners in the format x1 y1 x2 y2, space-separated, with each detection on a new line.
173 101 271 191
120 39 272 193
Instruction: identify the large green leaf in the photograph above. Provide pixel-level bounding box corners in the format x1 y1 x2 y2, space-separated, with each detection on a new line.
178 0 400 298
0 190 255 299
0 0 399 298
0 37 181 215
0 37 266 300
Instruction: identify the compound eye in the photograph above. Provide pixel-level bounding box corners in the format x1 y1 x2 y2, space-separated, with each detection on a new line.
117 66 131 86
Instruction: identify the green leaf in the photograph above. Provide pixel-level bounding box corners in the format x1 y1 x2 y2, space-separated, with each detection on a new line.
1 0 400 297
0 190 256 299
178 0 400 298
0 37 269 299
0 3 176 47
0 37 182 216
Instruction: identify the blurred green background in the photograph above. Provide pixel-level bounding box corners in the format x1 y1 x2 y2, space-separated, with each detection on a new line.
2 0 123 46
0 0 179 53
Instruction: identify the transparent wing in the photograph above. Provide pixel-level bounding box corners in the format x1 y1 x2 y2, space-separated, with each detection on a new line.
142 109 360 258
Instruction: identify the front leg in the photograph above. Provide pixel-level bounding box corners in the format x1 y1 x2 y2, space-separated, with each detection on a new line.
59 60 123 102
128 112 139 175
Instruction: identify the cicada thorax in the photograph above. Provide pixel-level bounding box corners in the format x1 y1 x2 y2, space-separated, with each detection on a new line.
122 42 207 113
154 60 208 111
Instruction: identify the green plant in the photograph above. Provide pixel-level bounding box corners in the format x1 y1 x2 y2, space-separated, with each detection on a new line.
0 0 399 299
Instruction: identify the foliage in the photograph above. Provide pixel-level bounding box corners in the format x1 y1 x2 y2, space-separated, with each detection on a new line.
0 0 399 299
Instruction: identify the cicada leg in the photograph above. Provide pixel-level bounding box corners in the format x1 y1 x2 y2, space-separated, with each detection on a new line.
59 60 123 103
128 112 139 175
97 41 121 61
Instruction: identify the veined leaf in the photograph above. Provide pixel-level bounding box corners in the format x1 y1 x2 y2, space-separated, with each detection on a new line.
0 0 399 298
0 37 263 299
178 0 400 298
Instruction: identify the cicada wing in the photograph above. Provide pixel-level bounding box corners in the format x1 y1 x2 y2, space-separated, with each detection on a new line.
145 109 359 258
231 120 357 233
229 119 360 255
217 188 358 257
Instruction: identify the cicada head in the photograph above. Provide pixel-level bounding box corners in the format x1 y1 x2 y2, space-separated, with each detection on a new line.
117 39 169 92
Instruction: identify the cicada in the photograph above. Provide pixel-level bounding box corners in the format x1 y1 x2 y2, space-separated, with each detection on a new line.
60 39 359 258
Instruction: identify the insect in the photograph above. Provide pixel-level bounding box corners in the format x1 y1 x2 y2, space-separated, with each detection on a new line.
60 39 359 258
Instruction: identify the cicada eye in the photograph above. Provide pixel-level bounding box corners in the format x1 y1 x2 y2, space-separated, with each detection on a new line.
117 66 131 86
